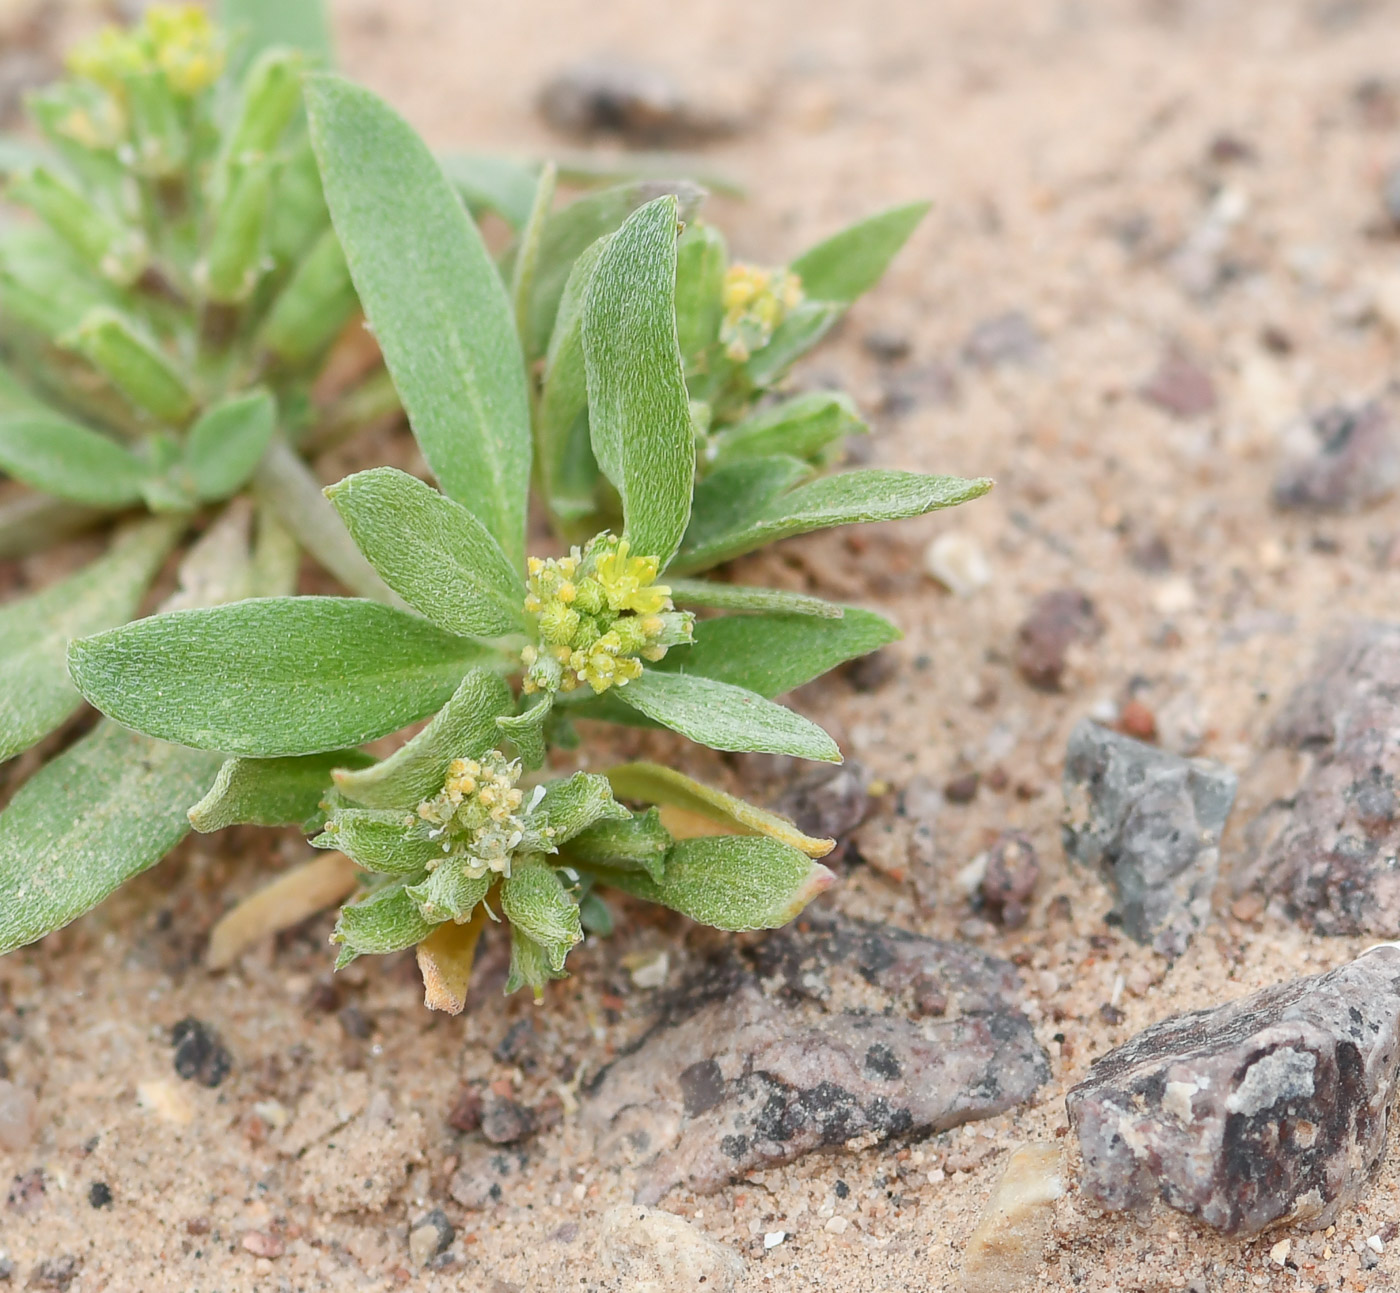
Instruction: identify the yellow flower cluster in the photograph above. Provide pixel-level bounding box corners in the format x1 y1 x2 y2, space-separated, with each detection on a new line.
720 263 804 362
520 535 693 695
413 751 534 880
69 5 223 98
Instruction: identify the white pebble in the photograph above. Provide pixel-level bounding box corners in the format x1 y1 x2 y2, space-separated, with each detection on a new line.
924 532 991 597
1270 1238 1291 1265
823 1216 848 1235
763 1231 786 1249
626 950 670 990
1153 576 1196 616
1368 1234 1385 1254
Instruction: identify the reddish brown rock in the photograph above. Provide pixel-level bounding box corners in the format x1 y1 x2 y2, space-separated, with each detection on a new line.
1140 349 1217 419
979 833 1040 929
1068 945 1400 1236
1015 590 1103 691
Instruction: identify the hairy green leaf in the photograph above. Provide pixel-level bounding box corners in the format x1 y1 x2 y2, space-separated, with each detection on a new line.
593 836 835 931
614 669 840 762
439 153 541 230
222 0 333 78
187 749 373 833
583 195 693 568
307 75 531 564
789 201 930 304
333 881 435 962
69 597 495 757
562 808 670 882
0 409 149 506
184 389 276 502
326 467 526 637
604 761 833 857
332 668 512 810
678 455 811 564
0 722 221 954
742 300 842 388
674 222 727 366
672 469 994 574
496 694 552 771
315 807 441 874
501 856 581 974
509 162 556 340
665 579 843 619
658 607 899 697
707 391 864 469
505 924 565 998
405 867 490 924
536 771 629 845
0 516 180 761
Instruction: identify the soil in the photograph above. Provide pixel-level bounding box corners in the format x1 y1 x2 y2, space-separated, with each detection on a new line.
6 0 1400 1290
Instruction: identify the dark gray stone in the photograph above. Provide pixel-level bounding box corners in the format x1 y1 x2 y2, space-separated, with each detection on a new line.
768 762 872 860
1068 945 1400 1236
1062 719 1237 956
171 1017 232 1088
1273 402 1400 514
1234 622 1400 936
537 59 738 145
480 1096 536 1145
582 913 1048 1202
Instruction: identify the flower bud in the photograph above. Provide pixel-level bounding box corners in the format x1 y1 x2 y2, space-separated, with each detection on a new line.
62 305 195 424
7 167 146 285
257 228 357 365
224 48 304 163
201 160 273 304
122 67 187 176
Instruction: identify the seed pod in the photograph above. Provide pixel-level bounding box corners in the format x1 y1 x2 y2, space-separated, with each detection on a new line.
7 166 145 284
224 48 304 164
122 67 187 176
258 227 356 365
62 305 195 424
202 160 273 304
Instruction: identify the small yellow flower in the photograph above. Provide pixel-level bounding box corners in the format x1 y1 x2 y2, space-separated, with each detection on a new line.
720 263 804 362
68 4 222 98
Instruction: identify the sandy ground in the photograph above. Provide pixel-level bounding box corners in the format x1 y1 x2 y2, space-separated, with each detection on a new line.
8 0 1400 1289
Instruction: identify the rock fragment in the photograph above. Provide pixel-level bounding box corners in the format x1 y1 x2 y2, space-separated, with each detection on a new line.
1068 944 1400 1236
0 1081 36 1152
408 1209 455 1267
978 833 1040 929
960 1143 1065 1293
1233 622 1400 935
537 59 739 146
481 1097 536 1145
583 913 1047 1201
170 1017 232 1088
1140 349 1217 419
600 1206 744 1293
1015 590 1103 691
925 532 992 597
963 311 1039 368
1272 402 1400 513
449 1144 528 1210
1062 720 1236 956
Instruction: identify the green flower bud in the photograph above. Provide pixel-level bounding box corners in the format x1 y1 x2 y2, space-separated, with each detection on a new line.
257 227 357 365
225 48 303 163
62 305 195 424
201 160 272 304
7 166 145 284
122 66 187 176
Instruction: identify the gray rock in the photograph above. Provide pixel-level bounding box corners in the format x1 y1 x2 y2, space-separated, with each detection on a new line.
768 762 872 860
1062 719 1237 956
480 1096 536 1145
1233 622 1400 935
963 311 1040 368
1068 945 1400 1236
583 913 1048 1202
537 59 738 146
448 1144 528 1210
408 1209 454 1267
1273 402 1400 513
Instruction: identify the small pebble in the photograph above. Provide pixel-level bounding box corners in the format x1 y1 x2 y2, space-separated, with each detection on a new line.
1116 700 1157 741
763 1231 786 1249
1141 349 1217 419
823 1215 849 1234
241 1232 284 1259
963 311 1040 367
1270 1238 1292 1265
1368 1234 1385 1254
408 1209 455 1267
862 329 911 361
944 772 980 804
87 1182 112 1209
171 1017 232 1088
1015 589 1103 690
136 1080 194 1126
925 532 991 597
960 1143 1065 1293
0 1081 36 1153
626 949 670 990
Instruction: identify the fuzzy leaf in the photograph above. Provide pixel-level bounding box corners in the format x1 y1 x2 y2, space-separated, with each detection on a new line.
0 409 149 506
707 391 864 469
665 579 844 619
332 668 512 810
496 694 552 771
790 201 930 304
583 194 693 568
614 669 840 762
439 153 540 230
680 456 811 562
405 867 490 924
593 836 835 931
333 881 435 961
535 771 630 845
672 469 994 574
562 808 671 882
183 389 277 502
605 761 832 858
501 856 581 974
69 596 494 757
315 808 441 875
326 467 526 638
505 925 565 998
188 749 373 833
521 179 704 358
674 222 727 365
0 722 221 955
0 516 179 762
742 301 841 387
307 75 531 564
658 607 899 697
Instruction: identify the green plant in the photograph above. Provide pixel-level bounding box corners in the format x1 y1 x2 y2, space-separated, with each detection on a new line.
7 32 989 1005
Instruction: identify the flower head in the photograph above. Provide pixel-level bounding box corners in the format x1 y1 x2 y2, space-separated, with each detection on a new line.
521 534 692 695
409 750 545 881
68 5 223 98
720 263 804 362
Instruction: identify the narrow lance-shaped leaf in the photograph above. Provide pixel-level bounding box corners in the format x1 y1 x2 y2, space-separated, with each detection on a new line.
0 515 181 761
183 388 276 502
0 721 222 955
706 391 865 470
605 761 833 858
188 749 375 833
789 201 931 304
307 75 532 565
333 881 436 965
69 597 497 757
615 669 841 763
509 161 556 341
674 221 727 366
741 300 842 389
332 668 512 809
680 455 811 562
326 467 526 638
590 836 835 932
671 470 994 575
665 578 844 619
656 607 899 697
0 409 150 507
583 194 693 568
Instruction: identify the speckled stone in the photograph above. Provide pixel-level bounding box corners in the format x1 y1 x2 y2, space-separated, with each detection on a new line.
1067 945 1400 1236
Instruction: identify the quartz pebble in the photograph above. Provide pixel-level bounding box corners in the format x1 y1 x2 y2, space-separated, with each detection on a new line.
599 1206 745 1293
408 1209 455 1266
925 532 991 597
960 1143 1065 1293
